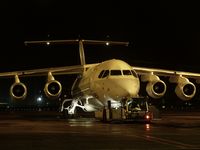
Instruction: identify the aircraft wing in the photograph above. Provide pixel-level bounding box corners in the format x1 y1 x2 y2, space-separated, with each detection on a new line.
132 66 200 100
0 63 98 77
133 66 200 79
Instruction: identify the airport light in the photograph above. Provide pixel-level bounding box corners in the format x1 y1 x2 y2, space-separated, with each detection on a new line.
37 96 42 102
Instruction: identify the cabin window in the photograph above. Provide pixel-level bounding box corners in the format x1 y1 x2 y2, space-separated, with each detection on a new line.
110 70 122 76
123 70 132 75
102 70 109 78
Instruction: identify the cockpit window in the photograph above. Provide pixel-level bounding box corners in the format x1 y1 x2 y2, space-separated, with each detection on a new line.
123 70 132 75
99 69 138 78
102 70 109 78
131 70 138 78
98 70 105 78
110 70 122 76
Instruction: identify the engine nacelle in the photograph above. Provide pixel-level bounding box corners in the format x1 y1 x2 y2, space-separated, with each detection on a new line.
44 72 62 99
146 80 167 99
44 80 62 98
141 73 167 99
175 81 196 101
170 75 196 101
10 75 27 100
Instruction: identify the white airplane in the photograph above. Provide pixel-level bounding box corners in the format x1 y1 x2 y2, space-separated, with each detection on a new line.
2 39 200 117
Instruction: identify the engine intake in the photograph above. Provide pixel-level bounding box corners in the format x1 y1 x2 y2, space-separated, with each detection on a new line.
175 81 196 101
146 80 167 99
170 75 196 101
10 75 27 100
44 72 62 98
44 80 62 98
141 73 167 99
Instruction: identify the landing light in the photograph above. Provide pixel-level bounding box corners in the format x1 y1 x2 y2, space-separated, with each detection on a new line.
106 42 110 46
46 42 50 45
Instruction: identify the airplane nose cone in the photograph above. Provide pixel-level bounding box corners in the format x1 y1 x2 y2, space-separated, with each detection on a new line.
123 81 139 97
109 78 140 99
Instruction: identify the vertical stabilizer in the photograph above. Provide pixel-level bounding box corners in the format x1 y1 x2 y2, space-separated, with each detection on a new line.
79 40 86 65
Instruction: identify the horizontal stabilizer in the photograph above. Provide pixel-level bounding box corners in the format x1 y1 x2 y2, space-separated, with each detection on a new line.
24 39 129 46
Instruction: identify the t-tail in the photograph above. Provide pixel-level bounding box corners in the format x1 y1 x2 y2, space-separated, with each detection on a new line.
24 39 129 67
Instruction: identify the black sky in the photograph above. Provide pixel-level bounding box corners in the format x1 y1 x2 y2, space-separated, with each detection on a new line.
1 1 200 72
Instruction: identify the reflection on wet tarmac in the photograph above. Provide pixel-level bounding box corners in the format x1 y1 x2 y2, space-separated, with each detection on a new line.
67 118 96 127
0 112 200 150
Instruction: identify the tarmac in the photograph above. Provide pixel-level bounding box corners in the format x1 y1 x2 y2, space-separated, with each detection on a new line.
151 111 200 127
1 110 200 128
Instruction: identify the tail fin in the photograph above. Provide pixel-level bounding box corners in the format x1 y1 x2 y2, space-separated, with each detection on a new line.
79 40 86 65
78 40 129 66
24 39 129 66
79 40 129 65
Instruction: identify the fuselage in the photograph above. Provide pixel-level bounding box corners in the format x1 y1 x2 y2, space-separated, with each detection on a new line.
71 59 140 107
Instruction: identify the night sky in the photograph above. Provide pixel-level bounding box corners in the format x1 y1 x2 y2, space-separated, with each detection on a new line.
0 1 200 108
1 1 200 72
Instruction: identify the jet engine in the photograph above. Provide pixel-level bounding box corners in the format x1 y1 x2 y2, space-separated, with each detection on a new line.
170 75 196 101
141 73 167 99
169 75 196 101
44 72 62 98
146 80 167 99
10 75 27 100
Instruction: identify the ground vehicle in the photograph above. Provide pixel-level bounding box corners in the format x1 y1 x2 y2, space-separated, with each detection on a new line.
95 97 153 123
124 97 153 122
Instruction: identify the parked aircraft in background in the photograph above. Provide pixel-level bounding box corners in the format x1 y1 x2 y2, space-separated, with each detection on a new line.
1 39 199 117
